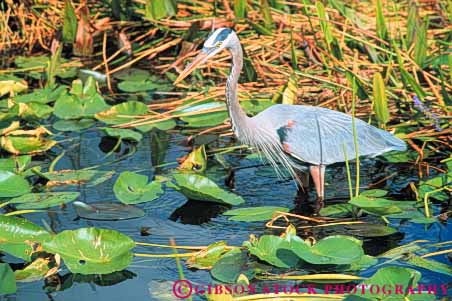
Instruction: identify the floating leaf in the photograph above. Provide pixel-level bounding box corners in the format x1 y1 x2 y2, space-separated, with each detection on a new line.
0 215 51 244
178 145 207 173
113 69 151 81
180 111 228 128
406 255 452 277
0 155 31 173
14 257 52 282
13 102 53 120
243 235 299 268
0 79 27 97
0 136 57 155
102 128 143 142
0 242 34 261
74 201 145 220
12 86 67 104
360 189 388 197
95 101 148 125
53 119 95 132
171 173 245 205
290 235 364 265
186 241 231 269
349 195 415 216
44 169 114 187
211 249 264 283
9 192 80 209
223 206 289 222
0 171 31 197
320 204 354 218
42 227 135 274
345 223 398 237
418 172 451 201
118 80 168 92
113 171 163 204
0 263 16 294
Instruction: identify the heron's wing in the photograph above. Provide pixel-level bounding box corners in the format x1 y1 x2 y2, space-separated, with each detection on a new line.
276 106 406 165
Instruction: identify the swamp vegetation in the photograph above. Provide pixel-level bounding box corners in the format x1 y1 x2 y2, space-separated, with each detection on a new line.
0 0 451 300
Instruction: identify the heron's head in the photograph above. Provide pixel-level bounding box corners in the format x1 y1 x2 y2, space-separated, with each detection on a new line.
174 28 238 84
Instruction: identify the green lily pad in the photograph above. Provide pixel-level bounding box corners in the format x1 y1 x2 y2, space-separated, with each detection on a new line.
186 241 231 269
13 102 53 120
44 169 114 187
180 111 228 128
15 258 51 282
345 223 398 237
349 195 415 216
0 79 27 97
113 171 163 204
113 68 151 81
418 172 451 202
9 192 80 209
360 189 388 197
95 101 148 125
0 155 31 173
135 117 176 132
171 173 245 206
223 206 289 222
42 227 135 275
0 136 57 155
73 201 145 220
241 100 274 115
178 145 207 173
118 80 163 92
102 128 143 142
0 171 31 197
406 255 452 277
243 234 299 268
0 242 34 261
0 263 16 294
210 248 264 283
0 215 52 244
320 204 354 218
12 86 67 104
290 235 364 265
53 119 95 132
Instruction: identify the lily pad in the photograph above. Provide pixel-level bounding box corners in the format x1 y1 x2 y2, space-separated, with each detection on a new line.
95 101 148 125
102 128 143 142
113 171 163 204
0 263 16 294
0 155 31 173
53 119 95 132
320 204 354 218
171 173 245 206
113 68 151 81
0 243 34 261
186 241 231 269
223 206 289 222
0 215 52 244
406 255 452 277
42 227 135 274
0 171 31 197
9 192 80 209
180 111 228 128
15 257 52 282
0 136 57 155
210 248 264 283
73 201 145 220
0 79 27 97
13 102 53 120
178 145 207 173
12 86 66 104
349 195 415 216
345 223 398 237
44 169 114 187
118 80 164 92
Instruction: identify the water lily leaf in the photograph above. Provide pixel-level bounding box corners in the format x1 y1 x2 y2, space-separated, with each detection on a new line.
171 173 245 205
0 263 16 294
42 227 135 274
180 111 228 128
0 155 31 173
349 195 415 216
118 80 166 92
291 235 364 265
410 217 438 224
102 128 143 142
13 102 53 120
241 100 273 116
345 223 398 237
54 93 109 120
74 201 145 220
14 257 52 282
223 206 289 222
53 119 95 132
178 145 207 173
44 169 114 187
211 248 264 283
0 79 27 97
113 171 163 204
186 241 231 269
135 117 177 132
9 192 80 209
12 86 66 104
243 235 299 268
381 150 416 163
0 171 31 197
361 266 422 300
0 136 57 155
418 172 451 201
0 242 34 261
0 215 52 244
347 255 378 271
95 101 148 125
406 255 452 277
113 68 150 81
320 204 354 218
360 189 388 197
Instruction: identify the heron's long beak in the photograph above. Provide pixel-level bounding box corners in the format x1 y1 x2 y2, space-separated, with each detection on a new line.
174 51 211 84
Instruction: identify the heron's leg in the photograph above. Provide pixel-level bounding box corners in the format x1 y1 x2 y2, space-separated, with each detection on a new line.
295 169 310 190
309 165 325 201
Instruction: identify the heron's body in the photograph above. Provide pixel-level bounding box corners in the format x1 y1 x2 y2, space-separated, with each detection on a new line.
175 28 407 202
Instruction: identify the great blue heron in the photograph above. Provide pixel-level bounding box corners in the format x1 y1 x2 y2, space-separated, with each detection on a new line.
175 28 406 202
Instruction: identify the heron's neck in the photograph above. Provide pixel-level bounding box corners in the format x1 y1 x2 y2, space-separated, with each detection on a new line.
226 44 252 141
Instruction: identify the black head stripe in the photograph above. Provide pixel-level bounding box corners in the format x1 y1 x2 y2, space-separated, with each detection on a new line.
214 28 232 43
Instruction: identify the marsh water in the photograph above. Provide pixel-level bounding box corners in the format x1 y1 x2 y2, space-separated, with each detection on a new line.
4 127 452 301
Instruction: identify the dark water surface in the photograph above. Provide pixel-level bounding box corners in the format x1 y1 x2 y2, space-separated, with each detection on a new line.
4 128 451 301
